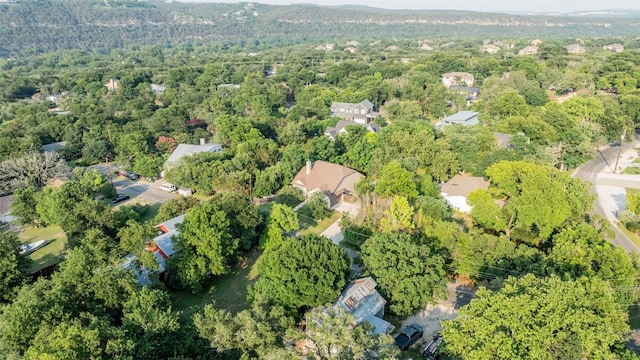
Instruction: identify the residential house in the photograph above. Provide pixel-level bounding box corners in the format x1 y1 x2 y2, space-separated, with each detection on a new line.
122 214 185 286
334 277 394 335
324 120 380 141
566 44 586 54
493 132 514 149
291 160 364 207
518 46 538 56
151 83 166 95
346 40 361 47
40 141 67 153
604 43 624 52
105 79 120 91
495 40 514 49
440 111 480 128
385 45 400 51
330 99 379 124
164 139 223 172
440 174 490 213
448 86 480 105
442 72 475 87
531 39 543 46
147 214 185 273
480 44 500 54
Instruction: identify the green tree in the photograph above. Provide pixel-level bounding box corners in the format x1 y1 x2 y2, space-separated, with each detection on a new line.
194 296 295 358
379 196 415 233
470 161 594 244
361 232 447 316
154 196 200 223
11 186 39 225
259 203 299 250
0 232 31 301
304 305 400 360
251 234 350 313
23 317 104 360
307 191 331 220
0 151 69 192
374 161 417 200
441 275 629 360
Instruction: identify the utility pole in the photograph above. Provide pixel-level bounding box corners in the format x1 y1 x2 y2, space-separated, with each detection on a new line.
614 129 626 174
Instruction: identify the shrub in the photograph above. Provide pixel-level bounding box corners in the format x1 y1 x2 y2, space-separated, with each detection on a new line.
307 192 331 220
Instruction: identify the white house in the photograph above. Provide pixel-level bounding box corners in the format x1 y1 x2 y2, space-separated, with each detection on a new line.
164 139 223 172
440 174 489 213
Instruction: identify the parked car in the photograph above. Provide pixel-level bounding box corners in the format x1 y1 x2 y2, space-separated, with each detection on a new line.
126 172 139 180
160 183 177 192
112 194 130 204
395 324 423 351
422 333 443 360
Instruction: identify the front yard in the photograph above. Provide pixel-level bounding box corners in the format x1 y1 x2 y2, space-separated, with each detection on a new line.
18 225 67 274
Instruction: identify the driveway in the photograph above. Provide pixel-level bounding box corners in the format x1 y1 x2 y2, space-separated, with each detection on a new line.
398 283 475 347
321 202 362 271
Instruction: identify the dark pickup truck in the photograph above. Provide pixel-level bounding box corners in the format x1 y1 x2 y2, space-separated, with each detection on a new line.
395 324 423 351
422 333 443 360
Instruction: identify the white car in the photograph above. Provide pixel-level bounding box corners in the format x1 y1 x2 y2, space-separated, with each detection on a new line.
160 183 177 192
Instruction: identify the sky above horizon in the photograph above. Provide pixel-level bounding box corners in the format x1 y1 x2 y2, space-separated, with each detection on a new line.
177 0 640 13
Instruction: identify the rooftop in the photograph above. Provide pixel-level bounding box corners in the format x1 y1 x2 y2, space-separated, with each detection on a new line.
440 174 489 197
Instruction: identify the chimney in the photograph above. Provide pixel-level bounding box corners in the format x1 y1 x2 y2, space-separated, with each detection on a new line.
200 138 206 146
306 160 312 174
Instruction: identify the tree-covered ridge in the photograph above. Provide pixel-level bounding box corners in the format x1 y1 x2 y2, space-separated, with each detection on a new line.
3 0 640 55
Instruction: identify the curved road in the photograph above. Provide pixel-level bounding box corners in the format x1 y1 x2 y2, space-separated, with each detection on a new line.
573 141 640 252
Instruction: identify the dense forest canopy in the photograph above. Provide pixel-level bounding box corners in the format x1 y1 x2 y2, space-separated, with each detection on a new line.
3 2 640 358
3 0 640 56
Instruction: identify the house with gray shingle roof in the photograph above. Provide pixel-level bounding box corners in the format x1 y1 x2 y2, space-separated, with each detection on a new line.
440 111 480 128
164 139 223 171
330 99 379 124
324 120 380 141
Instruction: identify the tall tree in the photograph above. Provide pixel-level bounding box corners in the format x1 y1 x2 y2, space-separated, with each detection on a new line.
441 275 629 360
0 232 31 302
251 234 350 314
0 151 69 192
361 232 447 316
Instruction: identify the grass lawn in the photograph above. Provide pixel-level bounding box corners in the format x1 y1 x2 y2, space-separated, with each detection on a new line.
622 167 640 175
298 210 341 236
18 225 67 274
171 249 261 315
627 188 640 195
616 223 640 249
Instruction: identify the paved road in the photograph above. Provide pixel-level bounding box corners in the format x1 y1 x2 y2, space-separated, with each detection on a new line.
87 163 176 204
573 142 640 252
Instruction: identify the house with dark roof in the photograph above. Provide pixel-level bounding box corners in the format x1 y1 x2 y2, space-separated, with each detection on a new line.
334 277 394 335
440 174 489 213
330 99 379 124
292 161 364 207
441 111 480 128
324 120 380 141
448 85 480 105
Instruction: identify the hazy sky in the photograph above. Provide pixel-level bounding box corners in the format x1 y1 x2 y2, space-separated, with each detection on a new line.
178 0 640 13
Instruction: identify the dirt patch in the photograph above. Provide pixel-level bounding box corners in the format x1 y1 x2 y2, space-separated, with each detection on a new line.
398 283 476 350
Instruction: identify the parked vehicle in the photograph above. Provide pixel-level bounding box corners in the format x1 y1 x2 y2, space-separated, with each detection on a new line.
422 333 443 360
112 194 130 204
126 172 139 180
395 324 423 351
160 183 177 192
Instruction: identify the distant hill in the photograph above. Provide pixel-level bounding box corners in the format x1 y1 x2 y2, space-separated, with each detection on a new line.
2 0 640 56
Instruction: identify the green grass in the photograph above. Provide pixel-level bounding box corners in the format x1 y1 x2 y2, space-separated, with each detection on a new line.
627 188 640 194
616 223 640 250
170 249 261 314
298 210 341 236
622 167 640 175
17 225 67 274
138 203 161 223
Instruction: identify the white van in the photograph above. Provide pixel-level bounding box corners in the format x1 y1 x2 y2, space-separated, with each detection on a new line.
160 183 177 192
